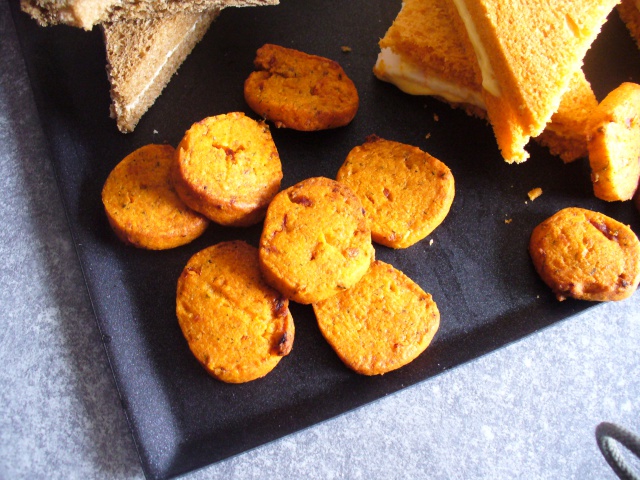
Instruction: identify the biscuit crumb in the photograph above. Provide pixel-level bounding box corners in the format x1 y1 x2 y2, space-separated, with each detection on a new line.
505 218 512 224
429 239 434 246
341 46 352 53
433 114 439 122
425 133 431 139
528 187 543 201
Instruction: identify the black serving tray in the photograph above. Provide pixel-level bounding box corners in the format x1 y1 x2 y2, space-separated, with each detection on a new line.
10 1 640 478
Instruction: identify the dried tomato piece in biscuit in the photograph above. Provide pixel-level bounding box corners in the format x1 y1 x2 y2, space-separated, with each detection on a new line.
336 135 455 249
173 112 283 227
586 82 640 201
259 177 374 304
529 207 640 301
313 260 440 376
101 144 209 250
244 44 359 131
176 240 294 383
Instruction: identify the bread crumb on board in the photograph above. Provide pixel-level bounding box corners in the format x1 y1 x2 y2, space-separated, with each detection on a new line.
528 187 543 201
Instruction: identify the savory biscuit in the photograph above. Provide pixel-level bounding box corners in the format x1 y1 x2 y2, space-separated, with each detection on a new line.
529 207 640 301
586 82 640 201
101 144 209 249
244 44 359 131
313 260 440 375
173 112 283 226
259 177 374 304
336 135 455 248
176 240 294 383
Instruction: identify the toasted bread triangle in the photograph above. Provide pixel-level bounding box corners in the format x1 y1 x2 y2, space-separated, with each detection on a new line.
448 0 618 163
21 0 278 30
374 0 598 163
103 10 219 133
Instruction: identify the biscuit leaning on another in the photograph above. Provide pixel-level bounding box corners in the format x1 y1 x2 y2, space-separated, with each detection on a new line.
172 112 283 227
586 82 640 202
336 135 455 249
244 44 359 131
176 240 294 383
259 177 374 304
529 207 640 302
102 144 209 249
313 260 440 375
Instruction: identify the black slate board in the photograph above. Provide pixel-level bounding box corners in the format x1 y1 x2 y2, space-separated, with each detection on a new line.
10 1 640 478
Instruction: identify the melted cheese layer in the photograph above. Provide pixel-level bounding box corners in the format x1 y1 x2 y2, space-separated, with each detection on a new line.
450 0 501 97
374 48 486 108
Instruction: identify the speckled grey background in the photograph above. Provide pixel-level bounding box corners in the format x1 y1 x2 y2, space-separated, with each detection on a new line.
1 0 639 478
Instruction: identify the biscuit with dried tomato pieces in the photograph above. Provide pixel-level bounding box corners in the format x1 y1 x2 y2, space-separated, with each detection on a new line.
259 177 374 304
586 82 640 201
101 144 209 249
173 112 283 227
336 135 454 248
244 44 359 131
529 207 640 301
313 260 440 375
176 241 294 383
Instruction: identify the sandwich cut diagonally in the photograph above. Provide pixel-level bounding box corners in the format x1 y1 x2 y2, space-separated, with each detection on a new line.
447 0 619 163
373 0 599 163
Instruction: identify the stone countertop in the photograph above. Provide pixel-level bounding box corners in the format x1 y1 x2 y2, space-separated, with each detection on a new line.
1 1 639 478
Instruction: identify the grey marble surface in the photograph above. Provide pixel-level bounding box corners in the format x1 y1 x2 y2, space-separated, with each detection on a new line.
1 1 639 479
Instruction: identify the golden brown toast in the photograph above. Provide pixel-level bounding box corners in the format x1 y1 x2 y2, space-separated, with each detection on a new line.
448 0 618 163
374 0 598 163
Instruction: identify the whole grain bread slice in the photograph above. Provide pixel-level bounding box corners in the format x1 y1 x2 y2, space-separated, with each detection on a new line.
21 0 278 30
103 9 220 133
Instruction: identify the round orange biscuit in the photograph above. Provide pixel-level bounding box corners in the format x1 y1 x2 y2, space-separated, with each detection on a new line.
336 135 455 248
101 144 209 250
586 82 640 202
312 260 440 376
176 240 294 383
173 112 283 227
259 177 374 304
244 44 359 131
529 207 640 301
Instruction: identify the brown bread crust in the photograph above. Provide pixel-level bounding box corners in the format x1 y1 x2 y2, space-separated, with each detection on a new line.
102 144 209 249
